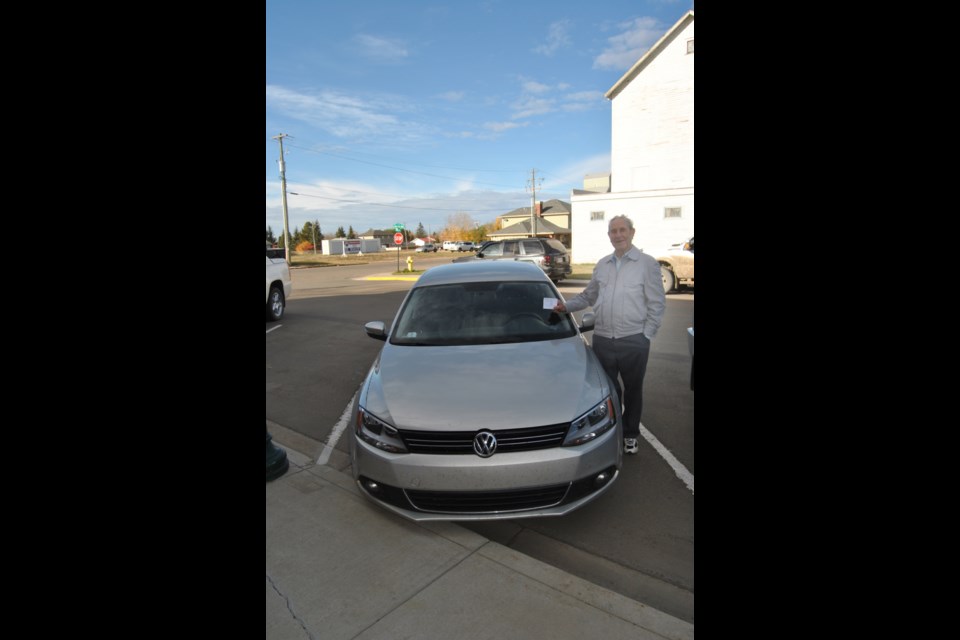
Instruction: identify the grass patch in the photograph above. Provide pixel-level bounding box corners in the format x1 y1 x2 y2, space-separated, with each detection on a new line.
289 250 417 267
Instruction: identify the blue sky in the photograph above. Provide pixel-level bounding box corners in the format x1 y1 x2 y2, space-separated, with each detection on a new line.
266 0 692 239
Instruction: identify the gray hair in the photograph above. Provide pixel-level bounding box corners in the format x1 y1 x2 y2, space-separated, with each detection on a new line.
608 215 634 230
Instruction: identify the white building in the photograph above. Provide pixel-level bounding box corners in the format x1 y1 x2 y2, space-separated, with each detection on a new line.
570 10 694 264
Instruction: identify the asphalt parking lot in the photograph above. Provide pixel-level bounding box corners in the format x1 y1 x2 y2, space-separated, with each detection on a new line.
266 257 694 623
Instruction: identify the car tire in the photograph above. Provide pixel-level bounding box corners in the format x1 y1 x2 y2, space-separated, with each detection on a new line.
266 285 285 321
661 264 676 293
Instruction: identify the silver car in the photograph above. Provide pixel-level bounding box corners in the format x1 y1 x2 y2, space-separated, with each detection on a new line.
350 260 622 521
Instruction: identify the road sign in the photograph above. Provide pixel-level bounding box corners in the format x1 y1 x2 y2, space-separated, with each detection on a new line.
394 223 404 231
394 232 404 245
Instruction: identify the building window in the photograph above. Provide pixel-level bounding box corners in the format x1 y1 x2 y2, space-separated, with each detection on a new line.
686 39 694 54
590 211 605 221
664 207 682 219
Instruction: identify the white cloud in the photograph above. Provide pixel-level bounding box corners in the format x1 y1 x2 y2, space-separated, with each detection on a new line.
267 186 544 238
562 90 605 112
437 91 465 102
354 34 409 62
522 80 550 94
266 85 428 144
484 121 524 133
533 20 572 56
593 17 661 70
511 96 553 119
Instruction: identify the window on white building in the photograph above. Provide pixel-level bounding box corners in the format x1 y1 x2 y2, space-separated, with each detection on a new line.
686 39 694 54
665 207 682 219
590 211 605 221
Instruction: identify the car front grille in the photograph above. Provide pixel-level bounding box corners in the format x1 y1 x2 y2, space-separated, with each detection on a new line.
358 466 619 516
396 423 569 454
406 484 569 513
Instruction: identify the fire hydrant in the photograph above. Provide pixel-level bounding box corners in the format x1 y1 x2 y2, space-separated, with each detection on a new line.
406 256 413 272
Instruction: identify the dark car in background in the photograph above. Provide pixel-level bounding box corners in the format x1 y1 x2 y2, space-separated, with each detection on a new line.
468 238 572 283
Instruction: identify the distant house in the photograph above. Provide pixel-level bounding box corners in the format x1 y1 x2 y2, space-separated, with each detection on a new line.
570 10 694 263
358 228 397 246
489 199 572 246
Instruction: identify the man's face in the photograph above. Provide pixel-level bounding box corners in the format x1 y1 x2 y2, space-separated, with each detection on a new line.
607 219 635 252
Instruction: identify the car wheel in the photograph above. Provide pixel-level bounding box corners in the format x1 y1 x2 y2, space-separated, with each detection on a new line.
266 285 285 321
661 264 676 294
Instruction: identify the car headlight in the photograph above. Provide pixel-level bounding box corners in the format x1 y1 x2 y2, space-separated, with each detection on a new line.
355 406 408 453
563 396 615 446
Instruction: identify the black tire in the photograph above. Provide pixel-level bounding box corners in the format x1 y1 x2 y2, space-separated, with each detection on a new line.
266 285 285 321
661 264 676 294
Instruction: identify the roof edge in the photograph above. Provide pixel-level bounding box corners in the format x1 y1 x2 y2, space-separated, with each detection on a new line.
605 10 693 101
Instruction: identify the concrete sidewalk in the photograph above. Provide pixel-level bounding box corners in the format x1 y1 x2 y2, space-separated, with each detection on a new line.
266 443 694 640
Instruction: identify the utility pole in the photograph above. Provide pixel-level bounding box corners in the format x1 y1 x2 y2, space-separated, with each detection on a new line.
272 133 292 264
526 169 542 238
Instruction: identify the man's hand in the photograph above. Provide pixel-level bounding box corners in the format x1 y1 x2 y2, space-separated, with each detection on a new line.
553 301 567 313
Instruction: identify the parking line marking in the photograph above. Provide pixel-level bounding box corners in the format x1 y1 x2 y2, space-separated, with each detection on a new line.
639 421 694 495
317 389 358 465
266 324 282 334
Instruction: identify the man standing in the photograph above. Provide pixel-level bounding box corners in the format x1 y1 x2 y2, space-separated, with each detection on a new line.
553 215 666 454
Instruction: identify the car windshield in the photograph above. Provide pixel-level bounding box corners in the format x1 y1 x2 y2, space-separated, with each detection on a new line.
391 281 577 346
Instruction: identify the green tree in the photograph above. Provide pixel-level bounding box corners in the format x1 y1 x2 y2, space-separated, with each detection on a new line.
314 220 323 241
335 226 346 238
301 221 316 246
347 225 357 239
415 222 426 238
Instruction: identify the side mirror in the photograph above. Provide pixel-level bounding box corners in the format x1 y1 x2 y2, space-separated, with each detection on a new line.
579 312 595 333
364 321 387 341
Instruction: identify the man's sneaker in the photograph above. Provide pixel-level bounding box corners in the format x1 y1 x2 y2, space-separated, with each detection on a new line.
624 438 639 454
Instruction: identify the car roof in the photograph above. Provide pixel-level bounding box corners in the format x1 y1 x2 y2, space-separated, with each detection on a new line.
415 260 549 287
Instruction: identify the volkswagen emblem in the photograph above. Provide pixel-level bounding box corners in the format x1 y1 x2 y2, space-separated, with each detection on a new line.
473 431 497 457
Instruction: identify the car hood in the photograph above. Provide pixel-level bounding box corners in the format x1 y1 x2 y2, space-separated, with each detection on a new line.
361 337 607 431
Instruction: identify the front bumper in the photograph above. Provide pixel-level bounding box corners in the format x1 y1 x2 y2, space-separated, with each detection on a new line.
352 424 621 521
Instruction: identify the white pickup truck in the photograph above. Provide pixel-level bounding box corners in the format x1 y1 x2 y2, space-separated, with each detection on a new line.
656 236 694 293
266 249 292 321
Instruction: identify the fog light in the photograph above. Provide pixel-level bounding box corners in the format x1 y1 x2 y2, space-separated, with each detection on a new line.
364 480 381 493
594 472 609 487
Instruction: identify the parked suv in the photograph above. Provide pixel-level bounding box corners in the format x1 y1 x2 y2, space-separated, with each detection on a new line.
415 243 437 253
442 240 459 251
456 241 475 252
474 238 572 283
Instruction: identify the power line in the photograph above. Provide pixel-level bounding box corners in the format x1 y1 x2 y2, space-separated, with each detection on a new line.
287 190 511 213
280 141 526 189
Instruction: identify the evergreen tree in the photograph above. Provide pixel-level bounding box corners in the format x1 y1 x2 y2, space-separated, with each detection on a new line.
314 219 323 241
266 226 276 245
336 226 346 238
416 222 426 238
347 226 356 239
302 221 315 246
